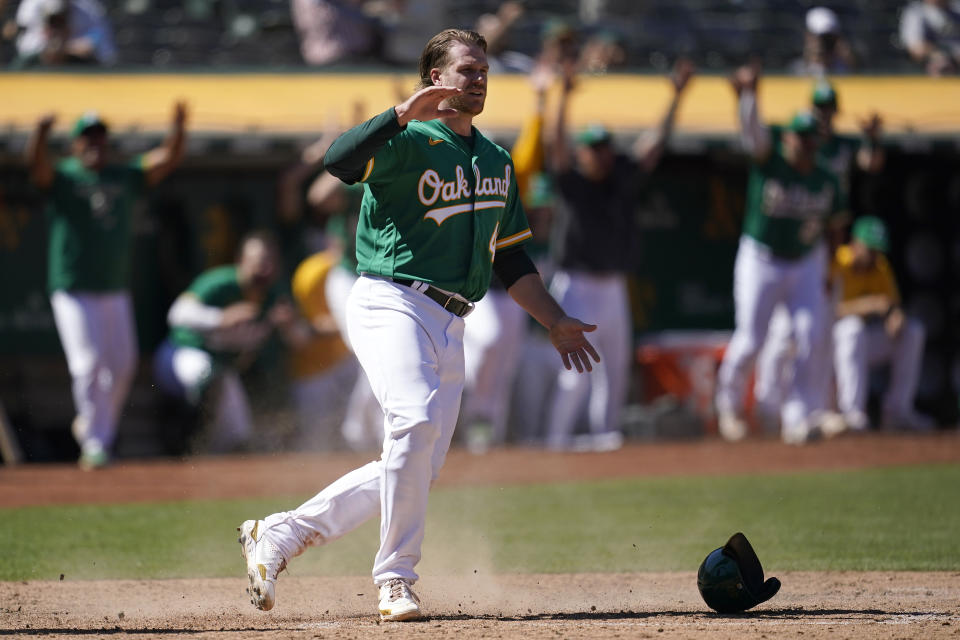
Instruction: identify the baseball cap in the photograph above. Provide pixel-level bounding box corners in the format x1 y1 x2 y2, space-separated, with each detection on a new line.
851 216 889 252
806 7 840 35
524 172 555 209
787 111 819 136
72 111 108 138
576 123 613 146
811 80 838 108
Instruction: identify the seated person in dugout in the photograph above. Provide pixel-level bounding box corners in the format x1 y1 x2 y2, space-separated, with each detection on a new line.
829 216 934 433
154 231 311 452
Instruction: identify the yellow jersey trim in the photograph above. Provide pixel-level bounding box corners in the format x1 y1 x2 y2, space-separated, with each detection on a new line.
494 228 532 249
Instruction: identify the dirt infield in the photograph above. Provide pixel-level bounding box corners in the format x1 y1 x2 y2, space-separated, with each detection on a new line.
2 432 960 638
3 572 959 639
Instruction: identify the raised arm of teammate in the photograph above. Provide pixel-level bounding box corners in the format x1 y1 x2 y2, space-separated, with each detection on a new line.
856 112 885 174
633 57 695 172
548 59 577 175
143 100 189 187
26 113 57 189
324 86 463 183
731 64 772 164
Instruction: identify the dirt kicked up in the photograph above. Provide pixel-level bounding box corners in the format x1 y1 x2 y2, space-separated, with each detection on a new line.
2 432 959 638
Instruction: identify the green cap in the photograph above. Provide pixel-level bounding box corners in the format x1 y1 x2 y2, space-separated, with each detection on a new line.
787 110 818 135
851 216 889 252
72 111 108 138
811 81 837 108
524 172 555 209
576 123 612 146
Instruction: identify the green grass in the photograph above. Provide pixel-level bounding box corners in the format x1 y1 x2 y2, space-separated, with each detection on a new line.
3 464 958 582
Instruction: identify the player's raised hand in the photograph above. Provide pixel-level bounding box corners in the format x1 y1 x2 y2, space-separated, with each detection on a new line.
394 86 463 126
858 112 883 141
730 63 760 96
549 316 601 373
37 113 57 133
671 57 696 94
172 100 189 129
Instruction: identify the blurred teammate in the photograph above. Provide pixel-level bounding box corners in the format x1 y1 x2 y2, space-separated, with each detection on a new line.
831 216 933 431
154 232 306 452
715 66 843 445
26 102 187 468
544 58 693 451
752 80 884 431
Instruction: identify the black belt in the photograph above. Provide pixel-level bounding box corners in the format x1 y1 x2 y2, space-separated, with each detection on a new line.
391 278 474 317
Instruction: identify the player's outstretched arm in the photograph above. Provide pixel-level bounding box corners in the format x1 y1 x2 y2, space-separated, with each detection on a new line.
730 64 771 163
26 113 56 189
143 100 189 187
506 273 600 373
633 57 695 172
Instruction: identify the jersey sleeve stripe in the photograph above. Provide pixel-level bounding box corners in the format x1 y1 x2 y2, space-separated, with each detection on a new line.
360 157 375 183
494 228 532 249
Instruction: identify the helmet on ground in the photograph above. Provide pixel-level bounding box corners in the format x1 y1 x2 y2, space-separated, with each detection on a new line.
697 532 781 613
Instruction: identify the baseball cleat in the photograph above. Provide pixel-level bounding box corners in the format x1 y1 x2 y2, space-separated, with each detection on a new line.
238 520 286 611
718 411 748 442
378 578 423 621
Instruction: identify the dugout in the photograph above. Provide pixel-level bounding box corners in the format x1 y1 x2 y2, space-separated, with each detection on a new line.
1 73 958 460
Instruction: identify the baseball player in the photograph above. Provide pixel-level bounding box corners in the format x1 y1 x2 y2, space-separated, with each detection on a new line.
715 66 844 445
752 80 884 432
26 102 187 468
831 216 933 431
237 28 599 622
154 231 305 452
543 58 693 451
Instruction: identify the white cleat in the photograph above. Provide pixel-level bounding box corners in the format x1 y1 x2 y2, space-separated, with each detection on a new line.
238 520 286 611
718 411 748 442
378 578 423 621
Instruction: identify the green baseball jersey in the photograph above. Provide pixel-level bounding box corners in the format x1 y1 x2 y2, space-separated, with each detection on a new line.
355 118 532 302
169 265 283 359
742 151 844 260
45 156 147 293
771 126 859 196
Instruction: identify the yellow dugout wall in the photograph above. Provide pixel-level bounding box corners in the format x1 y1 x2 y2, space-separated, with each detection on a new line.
3 73 960 135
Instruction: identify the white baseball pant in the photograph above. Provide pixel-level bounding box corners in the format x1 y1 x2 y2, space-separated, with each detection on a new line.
326 264 384 451
50 290 137 456
716 236 828 433
462 287 527 444
832 315 925 418
545 270 630 449
261 275 465 585
153 341 254 452
753 301 835 429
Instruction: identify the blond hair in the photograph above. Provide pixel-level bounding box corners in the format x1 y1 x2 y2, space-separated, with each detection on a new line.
416 29 487 90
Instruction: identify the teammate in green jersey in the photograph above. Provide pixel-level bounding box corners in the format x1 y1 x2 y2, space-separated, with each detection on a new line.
26 102 188 468
715 65 844 445
155 231 307 453
237 28 599 622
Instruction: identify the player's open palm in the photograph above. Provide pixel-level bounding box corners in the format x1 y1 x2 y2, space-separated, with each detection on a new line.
549 316 601 373
395 86 463 125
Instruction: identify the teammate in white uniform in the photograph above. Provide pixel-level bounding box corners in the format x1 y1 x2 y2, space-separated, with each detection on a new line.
715 66 843 445
753 81 884 432
237 29 599 622
26 103 187 468
543 59 694 451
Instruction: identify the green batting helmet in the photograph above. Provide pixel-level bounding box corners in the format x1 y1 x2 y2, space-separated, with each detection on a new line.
697 532 781 613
